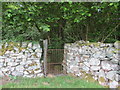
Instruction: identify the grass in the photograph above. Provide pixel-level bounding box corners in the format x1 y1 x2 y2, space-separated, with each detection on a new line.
1 76 105 88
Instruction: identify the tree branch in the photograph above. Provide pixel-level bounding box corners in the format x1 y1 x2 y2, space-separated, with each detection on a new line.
101 23 120 43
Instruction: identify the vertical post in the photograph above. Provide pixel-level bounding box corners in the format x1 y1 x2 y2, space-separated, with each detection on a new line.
43 39 48 77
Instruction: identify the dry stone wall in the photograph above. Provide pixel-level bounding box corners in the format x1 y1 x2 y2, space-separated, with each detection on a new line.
0 42 43 78
63 41 120 88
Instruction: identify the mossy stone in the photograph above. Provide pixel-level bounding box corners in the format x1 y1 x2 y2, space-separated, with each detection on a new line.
99 77 106 83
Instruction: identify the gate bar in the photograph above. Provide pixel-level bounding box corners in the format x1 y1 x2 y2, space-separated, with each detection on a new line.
43 39 48 77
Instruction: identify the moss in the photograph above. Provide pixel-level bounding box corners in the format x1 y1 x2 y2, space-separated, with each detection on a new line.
32 54 38 58
18 47 26 52
28 62 37 66
115 41 120 43
79 70 97 83
77 42 100 47
68 73 76 77
34 68 40 71
2 42 5 49
99 77 106 83
7 46 14 51
85 75 96 82
26 70 30 73
0 49 6 56
0 42 29 56
31 70 34 74
13 50 16 53
111 48 120 53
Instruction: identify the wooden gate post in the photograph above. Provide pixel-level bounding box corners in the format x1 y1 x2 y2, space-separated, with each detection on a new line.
43 39 48 77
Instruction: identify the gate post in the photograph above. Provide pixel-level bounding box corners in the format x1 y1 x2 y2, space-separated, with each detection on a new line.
43 39 48 77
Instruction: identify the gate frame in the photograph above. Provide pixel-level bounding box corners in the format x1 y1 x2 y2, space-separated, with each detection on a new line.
43 39 66 77
43 39 48 77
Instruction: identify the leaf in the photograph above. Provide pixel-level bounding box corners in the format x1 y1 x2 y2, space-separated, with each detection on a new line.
88 14 91 16
27 18 31 21
109 3 113 6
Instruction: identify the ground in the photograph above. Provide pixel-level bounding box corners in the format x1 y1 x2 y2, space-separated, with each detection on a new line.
0 75 104 88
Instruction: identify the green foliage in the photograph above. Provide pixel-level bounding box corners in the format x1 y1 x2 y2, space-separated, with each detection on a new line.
2 2 120 48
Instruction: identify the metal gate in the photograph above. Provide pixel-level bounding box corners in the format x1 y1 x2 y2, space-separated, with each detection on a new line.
46 49 65 75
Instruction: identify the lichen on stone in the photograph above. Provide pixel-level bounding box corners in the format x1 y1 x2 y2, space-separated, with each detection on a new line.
98 77 106 83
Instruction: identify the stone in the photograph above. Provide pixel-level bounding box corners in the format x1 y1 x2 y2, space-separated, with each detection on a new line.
0 45 2 49
70 61 78 66
34 69 42 74
83 55 90 58
113 54 120 60
75 57 80 62
26 60 32 65
103 58 111 61
70 66 79 72
22 42 28 47
0 63 3 68
90 66 100 71
23 74 34 78
3 62 7 67
106 71 116 80
114 41 120 49
106 52 113 58
33 59 40 63
91 71 99 76
35 48 42 53
15 59 21 63
5 51 10 54
24 71 29 75
2 68 9 72
27 65 40 70
98 77 108 86
83 62 90 67
82 64 90 72
12 71 23 76
93 76 98 81
75 72 81 77
109 80 118 88
7 62 19 66
0 59 5 63
1 56 6 59
28 43 33 48
92 52 101 58
0 71 4 77
5 58 13 62
36 53 41 58
24 64 29 68
98 69 106 78
89 58 100 66
105 43 113 47
115 74 120 82
18 54 26 59
11 67 15 71
9 51 14 54
11 53 20 57
78 49 82 54
67 55 74 60
117 71 120 74
111 64 119 71
16 65 24 71
37 73 44 77
111 59 118 64
13 47 19 51
101 61 112 71
20 61 26 65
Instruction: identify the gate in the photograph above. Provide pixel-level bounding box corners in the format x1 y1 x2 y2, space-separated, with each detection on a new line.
46 49 65 75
